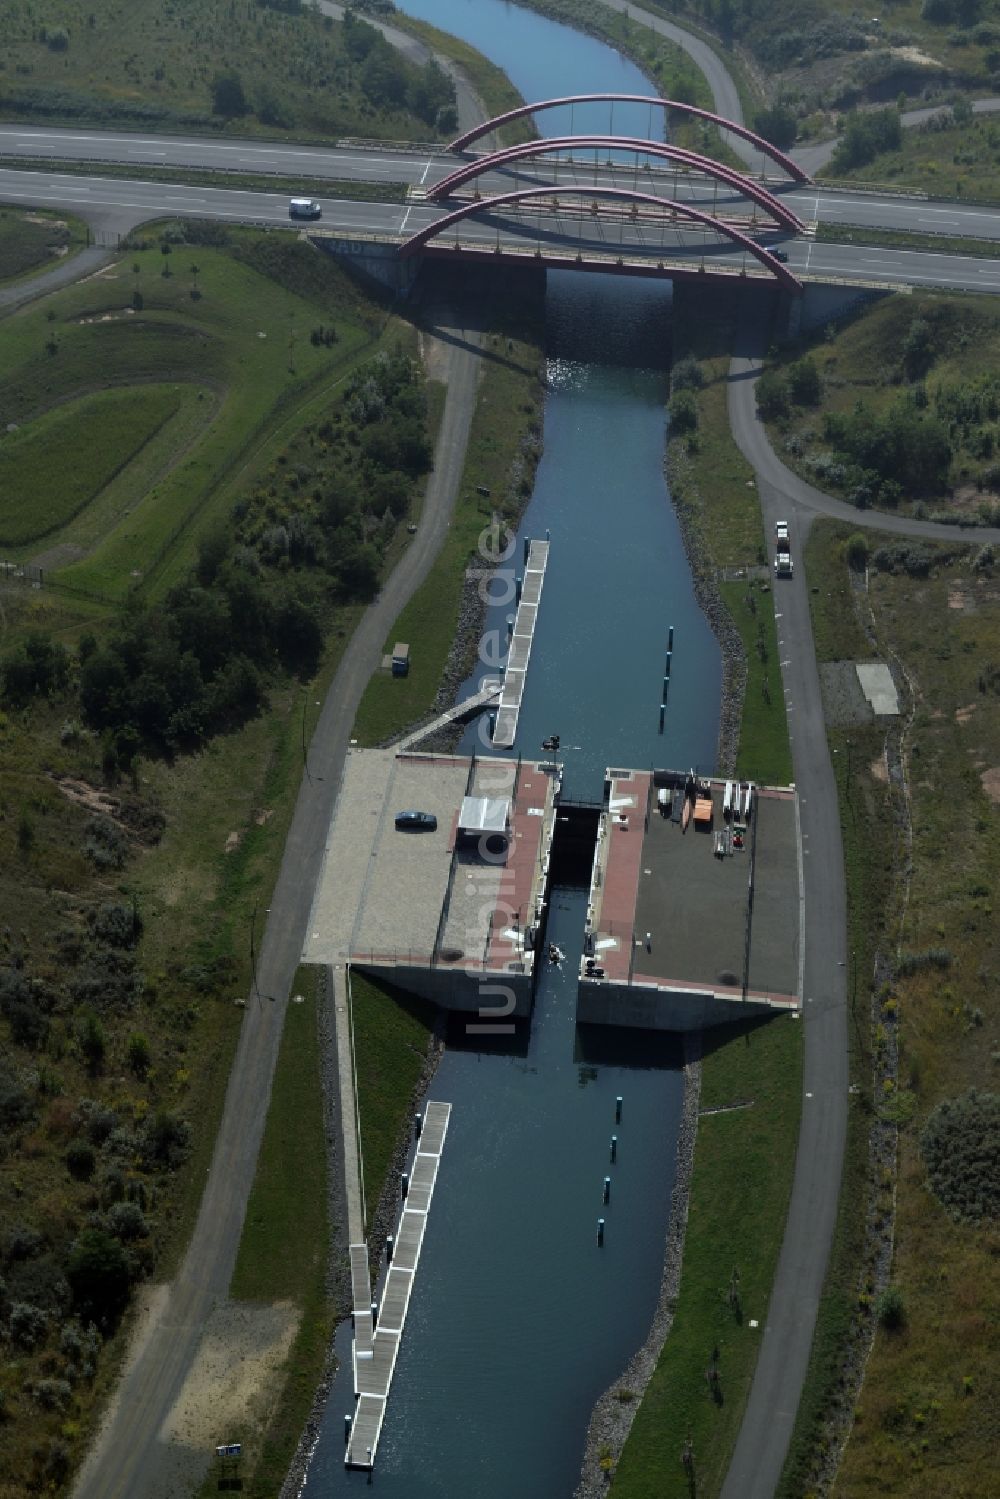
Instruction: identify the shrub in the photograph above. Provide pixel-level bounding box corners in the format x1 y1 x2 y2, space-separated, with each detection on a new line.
8 1300 48 1349
920 1089 999 1223
670 357 704 393
127 1033 151 1078
846 532 869 568
106 1201 148 1242
668 389 698 434
877 1285 907 1329
79 1015 105 1076
66 1229 130 1330
34 1378 72 1411
788 357 821 406
756 370 789 419
65 1140 96 1181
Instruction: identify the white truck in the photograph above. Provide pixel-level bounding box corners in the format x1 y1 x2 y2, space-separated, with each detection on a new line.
774 519 792 577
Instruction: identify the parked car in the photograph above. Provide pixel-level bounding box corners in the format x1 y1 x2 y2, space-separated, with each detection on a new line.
394 810 437 832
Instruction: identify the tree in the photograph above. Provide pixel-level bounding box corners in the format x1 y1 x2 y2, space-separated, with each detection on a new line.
788 357 821 406
211 70 248 118
80 1015 106 1075
66 1229 130 1330
753 103 797 150
669 389 699 434
756 369 790 419
127 1033 151 1078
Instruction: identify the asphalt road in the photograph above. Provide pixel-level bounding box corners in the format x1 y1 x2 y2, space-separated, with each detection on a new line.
70 298 484 1499
719 305 1000 1499
4 161 1000 294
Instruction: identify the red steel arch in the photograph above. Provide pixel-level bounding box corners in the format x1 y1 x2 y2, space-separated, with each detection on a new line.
428 136 804 233
450 94 809 183
399 185 803 292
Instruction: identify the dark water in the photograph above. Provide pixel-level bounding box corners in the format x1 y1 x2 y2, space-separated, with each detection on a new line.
305 895 684 1498
455 271 720 799
401 0 663 144
302 4 722 1493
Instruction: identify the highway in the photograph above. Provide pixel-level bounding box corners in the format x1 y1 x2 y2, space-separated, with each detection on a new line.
7 122 1000 245
4 158 1000 293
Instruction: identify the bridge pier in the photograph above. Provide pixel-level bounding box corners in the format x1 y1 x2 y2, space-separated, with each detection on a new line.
313 234 422 295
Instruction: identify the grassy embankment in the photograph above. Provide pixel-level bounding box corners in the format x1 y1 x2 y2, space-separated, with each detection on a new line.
0 226 381 592
0 228 443 1492
758 290 1000 525
824 529 1000 1499
0 0 457 142
771 352 999 1492
0 206 89 284
352 267 547 745
609 283 798 1496
822 108 1000 202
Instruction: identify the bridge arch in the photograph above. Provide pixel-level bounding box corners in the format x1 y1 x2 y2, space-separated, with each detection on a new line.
428 136 804 233
399 185 803 292
449 94 810 184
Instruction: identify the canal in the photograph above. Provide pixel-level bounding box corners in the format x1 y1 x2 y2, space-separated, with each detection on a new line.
302 3 722 1492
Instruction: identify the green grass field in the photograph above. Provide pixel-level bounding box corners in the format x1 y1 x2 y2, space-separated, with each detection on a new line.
0 206 88 284
0 0 459 141
778 516 999 1499
0 226 382 590
0 385 184 546
613 1017 803 1498
350 973 437 1230
224 967 331 1497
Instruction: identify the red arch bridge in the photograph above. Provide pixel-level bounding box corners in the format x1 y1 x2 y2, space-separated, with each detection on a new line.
324 97 811 290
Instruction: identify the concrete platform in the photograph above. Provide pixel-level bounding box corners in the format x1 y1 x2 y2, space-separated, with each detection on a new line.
581 770 801 1030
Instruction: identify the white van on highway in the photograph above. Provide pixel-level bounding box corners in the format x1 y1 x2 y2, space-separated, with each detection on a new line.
289 198 322 220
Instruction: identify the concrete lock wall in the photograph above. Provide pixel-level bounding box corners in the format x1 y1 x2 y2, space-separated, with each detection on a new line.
314 237 421 294
357 962 534 1017
577 977 778 1032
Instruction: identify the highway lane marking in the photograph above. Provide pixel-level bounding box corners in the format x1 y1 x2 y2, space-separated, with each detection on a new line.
1 129 425 168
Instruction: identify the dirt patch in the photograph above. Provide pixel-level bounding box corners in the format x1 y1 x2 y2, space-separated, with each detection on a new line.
818 661 874 728
225 831 242 853
51 774 120 821
162 1299 300 1451
77 307 137 325
955 703 978 724
23 213 68 229
30 542 86 572
980 767 1000 803
254 808 274 827
870 755 888 783
947 583 974 611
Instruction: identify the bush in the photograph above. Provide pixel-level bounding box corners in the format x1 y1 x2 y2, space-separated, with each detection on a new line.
831 108 902 172
846 532 869 568
34 1378 72 1411
920 1089 999 1223
756 370 790 419
788 357 821 406
127 1033 151 1078
8 1300 48 1349
671 357 705 393
65 1140 96 1181
66 1230 130 1330
877 1285 907 1329
106 1201 148 1242
668 389 699 434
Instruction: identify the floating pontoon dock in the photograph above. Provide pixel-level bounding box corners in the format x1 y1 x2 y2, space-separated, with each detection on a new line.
492 538 549 748
345 1101 452 1469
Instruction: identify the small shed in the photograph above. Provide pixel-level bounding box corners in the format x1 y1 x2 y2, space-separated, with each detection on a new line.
457 795 511 857
391 642 410 677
